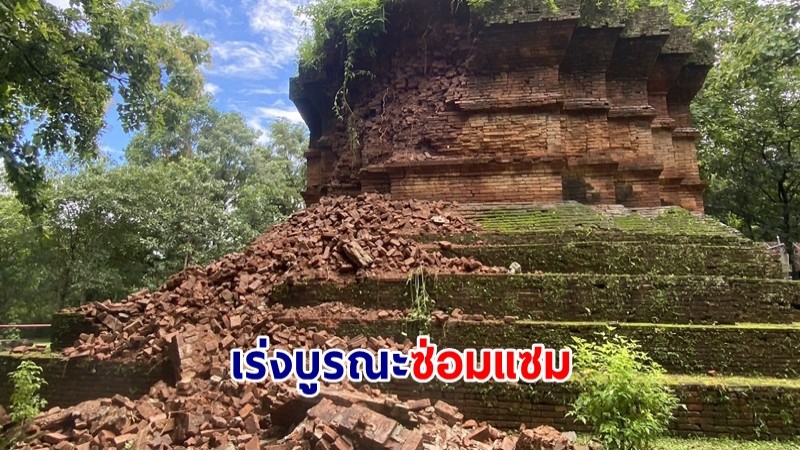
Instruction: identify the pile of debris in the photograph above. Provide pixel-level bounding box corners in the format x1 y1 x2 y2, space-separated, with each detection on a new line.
59 194 500 365
20 378 588 450
10 194 590 449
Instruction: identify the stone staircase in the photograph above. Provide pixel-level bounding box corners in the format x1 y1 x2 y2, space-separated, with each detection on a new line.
274 204 800 440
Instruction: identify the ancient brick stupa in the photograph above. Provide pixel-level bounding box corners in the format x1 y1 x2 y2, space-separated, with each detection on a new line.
290 0 712 211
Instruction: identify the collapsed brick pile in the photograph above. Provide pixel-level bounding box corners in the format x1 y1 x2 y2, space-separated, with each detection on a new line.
21 378 588 450
11 194 571 449
59 194 500 364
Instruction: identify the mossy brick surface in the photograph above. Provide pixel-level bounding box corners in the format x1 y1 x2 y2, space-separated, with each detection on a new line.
457 205 745 237
440 320 800 378
295 317 800 377
376 376 800 440
438 242 784 278
270 274 800 324
0 354 173 409
417 230 752 246
476 0 581 25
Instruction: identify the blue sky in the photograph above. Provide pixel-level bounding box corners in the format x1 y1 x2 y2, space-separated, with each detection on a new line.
49 0 309 162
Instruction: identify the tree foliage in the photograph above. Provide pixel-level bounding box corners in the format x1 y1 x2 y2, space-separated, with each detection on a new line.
0 0 209 208
0 115 308 322
692 0 800 268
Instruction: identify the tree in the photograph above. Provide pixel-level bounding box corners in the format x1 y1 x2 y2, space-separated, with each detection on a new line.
126 101 262 197
0 195 46 321
38 159 257 309
0 0 209 208
235 119 307 233
127 104 308 233
0 115 309 320
692 0 800 269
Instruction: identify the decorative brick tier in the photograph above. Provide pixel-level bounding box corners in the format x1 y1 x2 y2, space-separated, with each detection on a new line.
290 0 712 211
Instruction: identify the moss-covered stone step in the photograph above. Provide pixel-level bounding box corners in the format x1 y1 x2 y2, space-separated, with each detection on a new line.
441 320 800 378
458 204 745 238
418 230 752 246
302 318 800 378
435 242 783 278
270 274 800 324
375 375 800 440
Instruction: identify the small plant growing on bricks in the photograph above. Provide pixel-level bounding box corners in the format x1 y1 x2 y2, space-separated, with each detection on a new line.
404 267 435 335
9 360 47 423
568 332 680 450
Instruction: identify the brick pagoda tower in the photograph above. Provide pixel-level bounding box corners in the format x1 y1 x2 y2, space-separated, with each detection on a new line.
290 0 711 212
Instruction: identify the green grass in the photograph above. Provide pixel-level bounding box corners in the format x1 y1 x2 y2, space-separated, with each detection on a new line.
577 436 800 449
668 374 800 389
513 320 800 330
655 438 800 449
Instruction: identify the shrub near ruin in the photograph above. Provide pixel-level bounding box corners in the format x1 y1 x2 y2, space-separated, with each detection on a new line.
568 333 680 450
9 360 47 424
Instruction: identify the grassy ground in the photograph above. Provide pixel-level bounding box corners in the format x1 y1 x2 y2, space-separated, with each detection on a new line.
578 436 800 449
648 437 800 449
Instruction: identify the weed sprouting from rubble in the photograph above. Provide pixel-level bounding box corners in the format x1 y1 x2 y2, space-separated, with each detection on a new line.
404 268 435 336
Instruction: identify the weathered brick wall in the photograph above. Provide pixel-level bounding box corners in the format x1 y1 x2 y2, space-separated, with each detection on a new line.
291 0 712 211
390 163 564 203
0 355 173 409
442 320 800 378
286 317 800 378
377 380 800 440
271 272 800 325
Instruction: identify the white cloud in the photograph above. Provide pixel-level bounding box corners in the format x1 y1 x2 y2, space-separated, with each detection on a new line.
204 82 221 95
244 105 306 143
255 107 304 123
209 41 283 78
177 20 216 41
45 0 72 8
196 0 232 20
242 88 285 95
247 0 307 68
205 0 308 79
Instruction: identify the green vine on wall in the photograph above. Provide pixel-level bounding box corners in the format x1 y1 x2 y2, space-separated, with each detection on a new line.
298 0 390 151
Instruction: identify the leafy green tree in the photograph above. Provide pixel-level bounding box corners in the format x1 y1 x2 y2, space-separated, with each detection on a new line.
39 159 256 308
692 0 800 268
126 101 262 196
235 119 307 233
0 195 47 321
127 104 308 233
0 0 209 208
